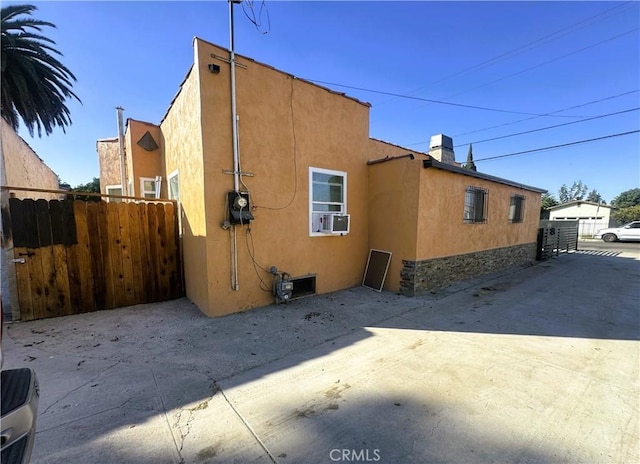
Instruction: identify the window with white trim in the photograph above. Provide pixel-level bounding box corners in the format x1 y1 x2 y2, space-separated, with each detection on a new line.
105 185 123 203
168 170 180 201
508 195 525 223
309 167 347 235
464 186 488 223
140 177 159 199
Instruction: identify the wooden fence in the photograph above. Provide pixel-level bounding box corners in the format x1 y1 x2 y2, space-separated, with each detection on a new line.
6 198 183 321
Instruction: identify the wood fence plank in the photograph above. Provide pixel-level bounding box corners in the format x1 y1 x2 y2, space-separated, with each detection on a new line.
65 202 84 313
49 201 72 315
164 202 179 298
155 204 170 300
146 204 160 302
72 201 95 313
26 246 47 320
87 202 107 310
137 203 153 302
106 202 125 308
10 198 39 249
117 203 136 306
35 199 59 318
127 202 144 303
13 246 33 321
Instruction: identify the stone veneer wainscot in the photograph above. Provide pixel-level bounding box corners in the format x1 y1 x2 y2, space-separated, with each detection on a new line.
400 243 537 296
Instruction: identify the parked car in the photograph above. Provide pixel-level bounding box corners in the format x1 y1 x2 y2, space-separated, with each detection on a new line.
1 304 39 464
595 221 640 242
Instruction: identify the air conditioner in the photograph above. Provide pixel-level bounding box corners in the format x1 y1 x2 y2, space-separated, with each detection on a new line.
321 214 350 235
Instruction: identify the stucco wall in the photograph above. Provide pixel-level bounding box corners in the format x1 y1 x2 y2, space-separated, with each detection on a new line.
2 119 59 199
367 148 542 292
160 57 209 311
126 120 164 197
96 138 121 194
195 38 371 316
416 167 541 260
367 139 424 292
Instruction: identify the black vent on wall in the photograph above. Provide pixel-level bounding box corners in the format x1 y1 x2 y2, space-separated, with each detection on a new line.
137 131 159 151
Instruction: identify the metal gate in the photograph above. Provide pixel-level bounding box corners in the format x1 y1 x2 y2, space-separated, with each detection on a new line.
537 220 579 260
3 197 183 321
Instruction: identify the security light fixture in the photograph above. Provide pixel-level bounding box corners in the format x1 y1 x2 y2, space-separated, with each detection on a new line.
208 63 220 74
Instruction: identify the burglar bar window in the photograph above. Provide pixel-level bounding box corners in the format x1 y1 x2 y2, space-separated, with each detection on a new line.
464 186 488 223
509 195 525 223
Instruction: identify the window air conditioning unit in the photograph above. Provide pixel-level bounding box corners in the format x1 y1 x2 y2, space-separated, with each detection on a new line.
321 214 350 235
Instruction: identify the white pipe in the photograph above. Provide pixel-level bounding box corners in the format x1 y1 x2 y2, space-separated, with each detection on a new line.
233 227 239 291
116 107 128 196
229 1 242 291
229 0 240 193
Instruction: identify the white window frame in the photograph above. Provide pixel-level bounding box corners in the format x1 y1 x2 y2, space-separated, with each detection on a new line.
167 169 180 201
140 177 159 199
105 184 123 203
309 167 347 236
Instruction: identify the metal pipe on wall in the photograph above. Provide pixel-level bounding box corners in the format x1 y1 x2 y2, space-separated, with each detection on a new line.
116 106 128 197
229 0 242 291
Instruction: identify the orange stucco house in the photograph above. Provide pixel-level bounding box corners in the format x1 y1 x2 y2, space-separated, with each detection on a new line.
97 38 544 317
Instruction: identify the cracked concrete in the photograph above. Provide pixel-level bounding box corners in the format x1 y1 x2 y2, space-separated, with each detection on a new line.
2 244 639 463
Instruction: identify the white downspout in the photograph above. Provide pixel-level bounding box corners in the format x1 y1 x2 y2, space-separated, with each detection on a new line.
116 107 128 197
229 0 242 291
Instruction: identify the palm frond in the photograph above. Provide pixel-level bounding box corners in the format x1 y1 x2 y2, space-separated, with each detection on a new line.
1 3 80 137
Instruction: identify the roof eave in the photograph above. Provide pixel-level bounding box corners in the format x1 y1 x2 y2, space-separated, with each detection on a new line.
422 156 547 193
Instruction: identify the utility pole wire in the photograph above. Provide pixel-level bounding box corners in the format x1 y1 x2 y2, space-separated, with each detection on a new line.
306 79 582 118
378 2 635 106
475 130 640 162
452 90 639 138
441 27 639 102
454 108 639 147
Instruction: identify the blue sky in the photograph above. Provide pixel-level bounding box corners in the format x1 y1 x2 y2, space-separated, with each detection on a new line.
7 1 640 203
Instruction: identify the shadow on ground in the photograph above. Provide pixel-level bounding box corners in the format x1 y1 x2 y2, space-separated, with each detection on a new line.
3 251 638 463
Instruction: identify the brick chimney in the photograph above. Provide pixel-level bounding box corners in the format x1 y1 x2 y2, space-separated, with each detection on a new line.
429 134 456 165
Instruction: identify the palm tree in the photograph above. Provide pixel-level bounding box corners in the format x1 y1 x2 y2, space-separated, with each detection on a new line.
1 4 80 137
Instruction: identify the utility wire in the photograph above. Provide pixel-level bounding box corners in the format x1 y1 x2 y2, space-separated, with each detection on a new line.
378 2 634 106
453 108 639 147
242 0 270 34
475 130 640 162
441 27 639 102
306 79 583 118
452 90 640 138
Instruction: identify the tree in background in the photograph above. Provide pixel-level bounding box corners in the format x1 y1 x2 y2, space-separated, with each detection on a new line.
611 188 640 224
586 189 605 204
558 180 588 203
71 177 100 201
539 193 558 219
1 4 80 136
611 188 640 209
463 144 477 171
612 205 640 224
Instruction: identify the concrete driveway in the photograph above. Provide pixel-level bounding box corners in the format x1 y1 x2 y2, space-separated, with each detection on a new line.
3 247 639 464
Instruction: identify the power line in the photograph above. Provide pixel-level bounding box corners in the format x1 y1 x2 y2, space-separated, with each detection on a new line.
453 108 639 147
378 2 634 106
441 27 639 102
306 79 583 118
452 90 640 138
475 130 640 162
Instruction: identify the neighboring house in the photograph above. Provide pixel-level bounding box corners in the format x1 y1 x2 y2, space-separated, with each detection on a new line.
97 37 544 317
548 200 615 237
1 119 61 319
1 119 60 199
